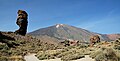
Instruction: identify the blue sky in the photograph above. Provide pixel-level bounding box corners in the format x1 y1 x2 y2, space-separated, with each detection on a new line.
0 0 120 34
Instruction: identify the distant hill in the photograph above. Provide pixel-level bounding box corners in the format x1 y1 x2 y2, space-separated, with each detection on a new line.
29 24 120 42
106 34 120 40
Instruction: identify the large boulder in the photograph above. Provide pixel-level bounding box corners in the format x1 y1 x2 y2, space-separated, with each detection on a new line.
90 35 100 45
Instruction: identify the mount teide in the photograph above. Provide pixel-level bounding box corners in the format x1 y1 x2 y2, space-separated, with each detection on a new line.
29 24 120 42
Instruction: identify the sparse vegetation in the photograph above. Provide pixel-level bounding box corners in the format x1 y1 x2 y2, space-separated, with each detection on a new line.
0 32 59 60
1 31 120 61
36 38 120 61
36 45 94 61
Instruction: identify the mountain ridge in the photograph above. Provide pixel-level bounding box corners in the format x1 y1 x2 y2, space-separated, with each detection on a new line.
29 24 120 42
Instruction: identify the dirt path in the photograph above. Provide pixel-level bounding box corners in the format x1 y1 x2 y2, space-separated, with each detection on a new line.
24 54 94 61
24 54 61 61
73 55 95 61
24 54 40 61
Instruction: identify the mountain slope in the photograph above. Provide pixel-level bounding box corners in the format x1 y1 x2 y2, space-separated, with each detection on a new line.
106 34 120 40
29 24 114 42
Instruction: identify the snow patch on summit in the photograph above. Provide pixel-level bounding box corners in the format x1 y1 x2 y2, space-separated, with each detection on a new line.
56 24 63 28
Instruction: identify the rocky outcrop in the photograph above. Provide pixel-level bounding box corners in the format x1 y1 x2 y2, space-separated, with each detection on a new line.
90 35 100 45
15 10 28 36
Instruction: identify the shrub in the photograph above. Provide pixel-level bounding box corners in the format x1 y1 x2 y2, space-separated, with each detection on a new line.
56 50 72 58
0 56 8 61
89 48 103 58
113 44 120 50
36 50 63 60
78 44 88 48
113 39 120 45
9 56 25 61
37 53 55 60
61 53 84 61
0 43 6 50
67 46 76 49
36 48 86 61
90 48 120 61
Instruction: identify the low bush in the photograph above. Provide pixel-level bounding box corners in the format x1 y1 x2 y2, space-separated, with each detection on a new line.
113 44 120 50
36 50 63 60
61 53 84 61
36 48 86 61
79 44 88 48
0 56 8 61
90 48 120 61
0 43 6 50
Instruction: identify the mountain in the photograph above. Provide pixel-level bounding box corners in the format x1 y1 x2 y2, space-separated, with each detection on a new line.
106 34 120 40
29 24 119 42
